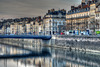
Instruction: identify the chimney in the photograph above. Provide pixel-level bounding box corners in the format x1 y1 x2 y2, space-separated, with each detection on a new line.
81 2 86 8
61 9 65 11
38 16 41 22
48 10 50 13
87 1 92 6
71 6 75 10
78 5 81 9
51 9 55 12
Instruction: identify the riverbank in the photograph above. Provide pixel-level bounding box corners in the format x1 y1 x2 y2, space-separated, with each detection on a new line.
51 35 100 53
1 35 100 53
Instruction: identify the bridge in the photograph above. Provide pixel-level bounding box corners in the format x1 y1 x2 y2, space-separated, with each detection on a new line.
0 35 52 59
0 35 52 40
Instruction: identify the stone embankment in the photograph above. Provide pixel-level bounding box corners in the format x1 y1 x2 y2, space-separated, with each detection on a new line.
52 35 100 52
0 35 100 53
0 38 42 50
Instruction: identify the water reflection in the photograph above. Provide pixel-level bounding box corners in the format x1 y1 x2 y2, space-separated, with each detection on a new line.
0 44 30 55
0 39 100 67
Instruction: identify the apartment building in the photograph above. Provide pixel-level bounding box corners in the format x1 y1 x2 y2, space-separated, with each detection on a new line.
66 4 90 32
9 17 43 35
33 21 43 35
66 0 99 34
95 4 100 31
10 21 24 34
33 16 43 35
43 9 66 35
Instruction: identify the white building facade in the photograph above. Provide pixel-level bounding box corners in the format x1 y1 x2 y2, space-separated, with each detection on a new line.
43 9 66 35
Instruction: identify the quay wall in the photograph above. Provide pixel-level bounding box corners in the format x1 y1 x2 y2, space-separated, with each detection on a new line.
52 35 100 51
1 35 100 52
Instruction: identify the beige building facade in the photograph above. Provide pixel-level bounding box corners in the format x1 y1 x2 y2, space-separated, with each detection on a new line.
66 0 99 34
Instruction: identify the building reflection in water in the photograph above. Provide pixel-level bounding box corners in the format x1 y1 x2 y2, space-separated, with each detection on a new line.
0 39 100 67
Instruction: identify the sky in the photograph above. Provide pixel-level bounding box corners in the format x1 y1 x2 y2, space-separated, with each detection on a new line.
0 0 81 19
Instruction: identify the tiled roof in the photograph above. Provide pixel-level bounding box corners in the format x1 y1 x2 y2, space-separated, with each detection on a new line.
82 5 90 8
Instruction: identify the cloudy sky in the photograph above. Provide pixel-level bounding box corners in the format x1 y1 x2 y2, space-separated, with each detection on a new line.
0 0 81 19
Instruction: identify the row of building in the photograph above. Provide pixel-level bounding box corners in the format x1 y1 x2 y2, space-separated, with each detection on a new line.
66 0 100 35
0 9 66 35
0 0 100 35
0 17 44 35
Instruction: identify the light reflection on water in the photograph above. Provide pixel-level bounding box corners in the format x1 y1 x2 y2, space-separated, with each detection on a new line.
0 40 100 67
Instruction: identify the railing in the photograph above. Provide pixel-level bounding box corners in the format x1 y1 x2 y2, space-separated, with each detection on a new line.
0 35 52 40
66 16 89 20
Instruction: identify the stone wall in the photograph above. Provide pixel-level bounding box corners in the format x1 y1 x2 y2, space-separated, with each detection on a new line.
52 35 100 51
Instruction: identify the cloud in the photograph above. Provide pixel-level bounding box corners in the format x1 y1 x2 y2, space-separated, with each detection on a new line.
0 0 81 18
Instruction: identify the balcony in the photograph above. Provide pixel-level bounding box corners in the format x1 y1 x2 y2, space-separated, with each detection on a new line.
66 16 89 20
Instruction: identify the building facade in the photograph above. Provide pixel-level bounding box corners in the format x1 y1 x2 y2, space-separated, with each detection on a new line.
0 17 43 35
43 9 66 35
95 4 100 31
33 19 43 35
66 0 99 35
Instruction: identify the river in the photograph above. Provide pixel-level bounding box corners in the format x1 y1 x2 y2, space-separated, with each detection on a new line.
0 39 100 67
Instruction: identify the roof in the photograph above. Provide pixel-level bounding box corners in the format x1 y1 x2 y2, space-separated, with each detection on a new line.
96 3 100 8
46 10 66 15
82 5 90 9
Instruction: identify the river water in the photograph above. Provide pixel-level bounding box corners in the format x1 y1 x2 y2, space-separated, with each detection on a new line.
0 39 100 67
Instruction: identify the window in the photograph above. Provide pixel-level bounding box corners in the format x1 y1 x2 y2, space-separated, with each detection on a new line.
90 5 95 10
59 22 61 25
98 6 100 11
96 13 99 17
96 14 98 17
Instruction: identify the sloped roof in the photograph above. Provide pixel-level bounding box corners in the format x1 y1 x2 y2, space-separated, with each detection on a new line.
47 10 66 15
82 5 90 8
